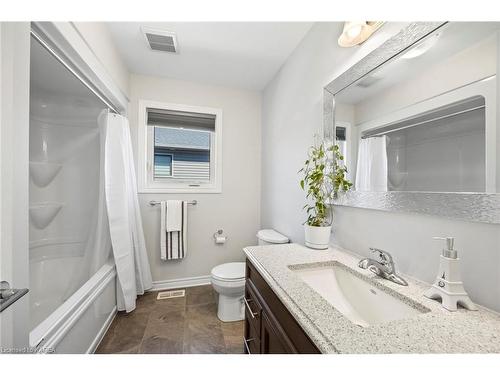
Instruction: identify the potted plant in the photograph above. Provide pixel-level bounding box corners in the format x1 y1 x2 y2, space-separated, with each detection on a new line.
299 138 352 249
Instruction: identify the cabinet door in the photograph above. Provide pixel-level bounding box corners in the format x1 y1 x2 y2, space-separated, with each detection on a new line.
261 311 295 354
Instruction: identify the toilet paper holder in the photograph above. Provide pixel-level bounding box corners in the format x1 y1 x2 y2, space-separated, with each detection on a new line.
213 229 228 244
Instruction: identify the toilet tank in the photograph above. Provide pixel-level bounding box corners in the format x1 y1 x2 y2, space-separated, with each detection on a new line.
256 229 289 245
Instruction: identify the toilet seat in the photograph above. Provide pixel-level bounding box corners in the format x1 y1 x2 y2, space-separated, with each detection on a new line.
211 262 245 282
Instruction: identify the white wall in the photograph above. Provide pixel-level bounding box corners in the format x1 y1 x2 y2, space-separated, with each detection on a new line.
261 22 500 312
128 74 261 285
73 22 130 97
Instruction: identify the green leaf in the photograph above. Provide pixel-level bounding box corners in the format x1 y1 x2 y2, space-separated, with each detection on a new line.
300 134 352 225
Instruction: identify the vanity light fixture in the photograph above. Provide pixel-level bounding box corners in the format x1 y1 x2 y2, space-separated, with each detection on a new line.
338 21 385 47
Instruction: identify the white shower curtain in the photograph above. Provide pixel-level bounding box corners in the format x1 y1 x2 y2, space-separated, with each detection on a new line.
100 110 153 312
355 136 388 192
62 127 111 301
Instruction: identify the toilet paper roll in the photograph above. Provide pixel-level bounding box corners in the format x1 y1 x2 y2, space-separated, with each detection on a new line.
215 236 226 244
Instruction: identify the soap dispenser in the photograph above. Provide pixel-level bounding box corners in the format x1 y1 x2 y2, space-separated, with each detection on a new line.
424 237 477 311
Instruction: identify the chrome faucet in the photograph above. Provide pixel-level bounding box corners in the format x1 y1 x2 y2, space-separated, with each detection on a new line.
358 248 408 286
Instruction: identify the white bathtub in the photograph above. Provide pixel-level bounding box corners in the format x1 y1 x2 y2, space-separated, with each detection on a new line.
30 260 117 353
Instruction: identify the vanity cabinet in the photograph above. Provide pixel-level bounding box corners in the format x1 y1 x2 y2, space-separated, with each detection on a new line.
243 259 320 354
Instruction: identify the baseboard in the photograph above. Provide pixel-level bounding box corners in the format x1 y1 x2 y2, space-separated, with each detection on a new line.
151 275 211 291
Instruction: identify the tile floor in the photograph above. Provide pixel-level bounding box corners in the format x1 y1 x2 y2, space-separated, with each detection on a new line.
96 285 244 354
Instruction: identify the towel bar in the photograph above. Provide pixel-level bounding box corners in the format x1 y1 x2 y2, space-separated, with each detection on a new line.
149 200 197 206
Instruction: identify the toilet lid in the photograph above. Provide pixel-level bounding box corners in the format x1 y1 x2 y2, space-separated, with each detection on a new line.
211 262 245 280
256 229 289 244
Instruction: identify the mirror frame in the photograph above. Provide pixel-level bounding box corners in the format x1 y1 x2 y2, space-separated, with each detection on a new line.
324 22 500 224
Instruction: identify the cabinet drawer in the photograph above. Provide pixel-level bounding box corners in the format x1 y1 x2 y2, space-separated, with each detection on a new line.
243 314 261 354
244 281 262 333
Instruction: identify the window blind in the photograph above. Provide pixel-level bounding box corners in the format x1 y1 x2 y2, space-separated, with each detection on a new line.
147 108 216 131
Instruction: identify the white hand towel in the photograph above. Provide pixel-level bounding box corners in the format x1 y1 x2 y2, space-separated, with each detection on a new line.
160 200 188 261
160 201 167 261
166 200 183 232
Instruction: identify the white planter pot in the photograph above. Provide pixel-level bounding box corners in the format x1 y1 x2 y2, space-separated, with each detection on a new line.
304 224 331 250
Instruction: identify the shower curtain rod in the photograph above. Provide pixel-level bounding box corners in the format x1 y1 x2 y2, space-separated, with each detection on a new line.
30 29 120 115
361 104 485 139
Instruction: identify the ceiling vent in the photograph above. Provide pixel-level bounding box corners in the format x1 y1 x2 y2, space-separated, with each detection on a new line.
142 27 179 54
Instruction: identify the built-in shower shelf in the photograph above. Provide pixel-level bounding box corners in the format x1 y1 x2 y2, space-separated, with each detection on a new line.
29 238 85 262
29 237 83 249
29 202 64 229
29 161 62 187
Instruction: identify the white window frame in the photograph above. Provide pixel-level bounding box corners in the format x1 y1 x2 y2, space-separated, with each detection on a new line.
138 100 223 193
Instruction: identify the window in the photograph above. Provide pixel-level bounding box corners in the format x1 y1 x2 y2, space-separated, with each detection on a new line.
335 126 347 164
138 101 222 193
335 121 352 181
153 151 173 178
152 126 211 181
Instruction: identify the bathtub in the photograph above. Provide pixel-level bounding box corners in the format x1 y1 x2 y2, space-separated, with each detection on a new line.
29 259 117 353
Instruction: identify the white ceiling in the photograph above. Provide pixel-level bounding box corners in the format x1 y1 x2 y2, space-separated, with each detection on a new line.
107 22 314 91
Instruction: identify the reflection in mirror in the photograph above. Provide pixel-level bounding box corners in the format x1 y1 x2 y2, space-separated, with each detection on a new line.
335 126 347 166
334 22 500 194
363 96 485 192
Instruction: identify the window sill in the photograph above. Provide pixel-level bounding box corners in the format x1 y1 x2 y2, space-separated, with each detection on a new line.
138 186 222 194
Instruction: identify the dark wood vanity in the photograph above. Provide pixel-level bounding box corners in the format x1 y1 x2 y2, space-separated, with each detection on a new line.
243 259 320 354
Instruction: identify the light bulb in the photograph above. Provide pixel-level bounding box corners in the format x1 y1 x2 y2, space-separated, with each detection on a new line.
346 24 363 38
338 21 384 48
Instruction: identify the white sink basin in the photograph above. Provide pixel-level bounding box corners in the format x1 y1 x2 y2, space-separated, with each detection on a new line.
292 263 427 327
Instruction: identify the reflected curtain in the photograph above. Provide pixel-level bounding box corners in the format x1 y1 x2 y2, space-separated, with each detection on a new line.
355 136 388 192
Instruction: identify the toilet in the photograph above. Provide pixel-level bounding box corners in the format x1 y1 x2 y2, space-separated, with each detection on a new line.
210 229 289 322
256 229 290 246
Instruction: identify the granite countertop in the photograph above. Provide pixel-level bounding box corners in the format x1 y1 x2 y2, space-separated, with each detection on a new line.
243 243 500 354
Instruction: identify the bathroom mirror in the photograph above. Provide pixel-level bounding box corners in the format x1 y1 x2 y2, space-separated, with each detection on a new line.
324 22 500 223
